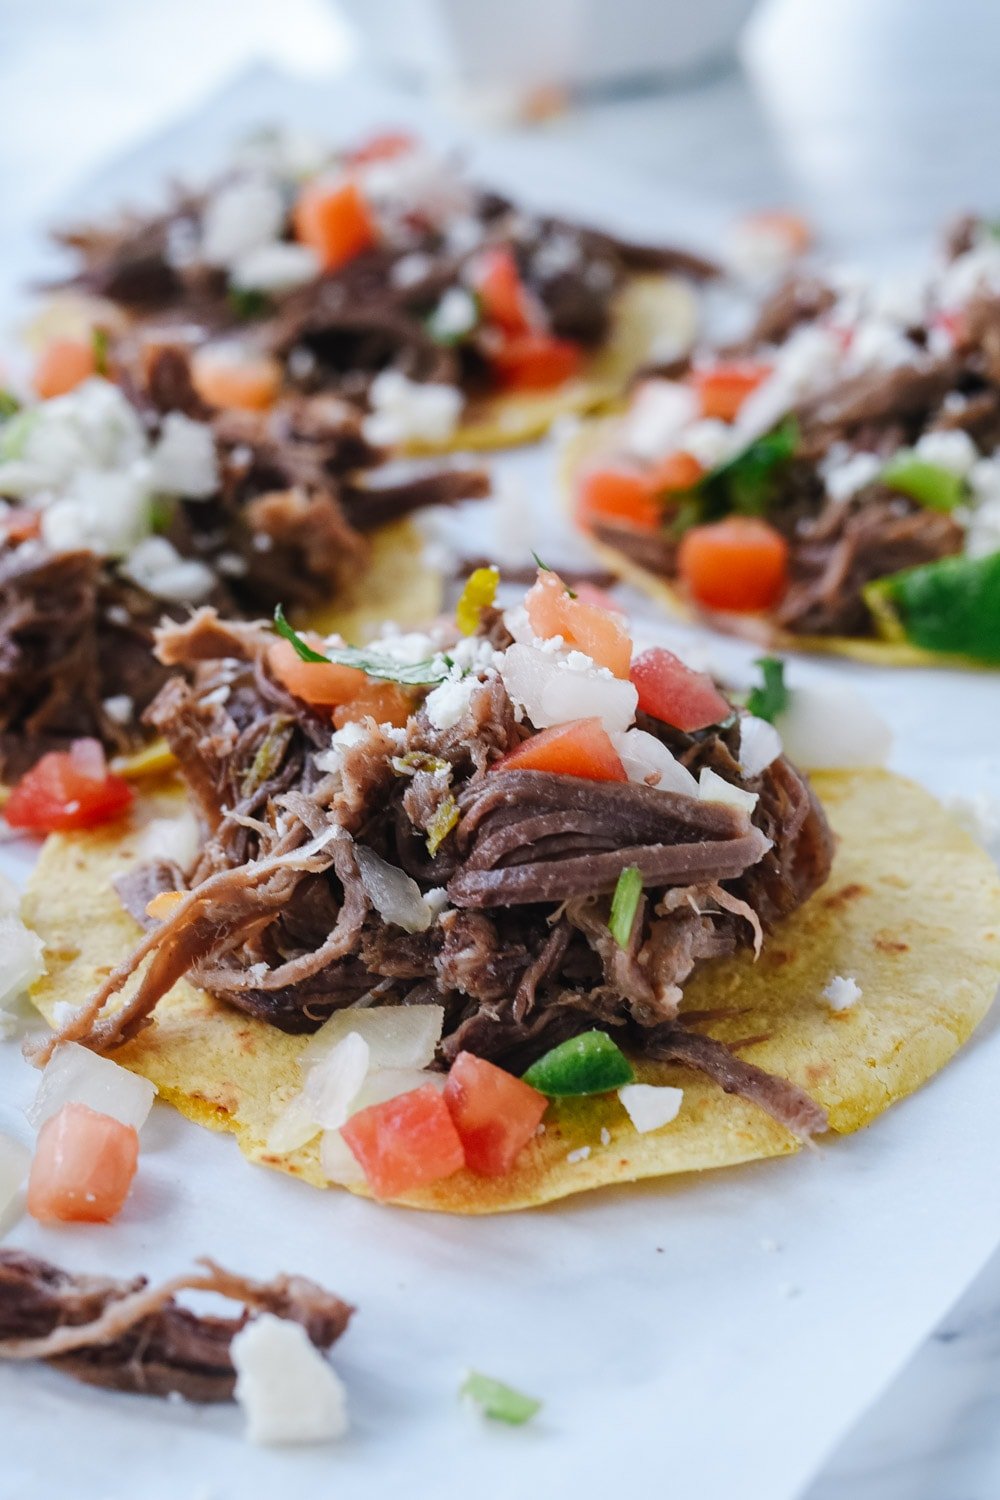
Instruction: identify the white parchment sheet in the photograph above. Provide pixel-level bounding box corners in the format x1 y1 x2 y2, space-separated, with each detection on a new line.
1 65 998 1500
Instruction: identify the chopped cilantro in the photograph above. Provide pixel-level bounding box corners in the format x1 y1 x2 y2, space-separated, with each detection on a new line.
698 417 799 523
91 326 110 377
745 656 789 723
0 390 20 420
228 286 272 320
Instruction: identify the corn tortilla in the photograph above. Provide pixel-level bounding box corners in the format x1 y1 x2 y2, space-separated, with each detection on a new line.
25 768 1000 1213
564 419 995 670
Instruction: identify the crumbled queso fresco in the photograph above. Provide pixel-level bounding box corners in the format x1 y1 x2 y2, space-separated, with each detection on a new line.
822 975 862 1013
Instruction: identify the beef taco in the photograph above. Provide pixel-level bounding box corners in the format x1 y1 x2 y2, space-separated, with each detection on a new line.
23 571 1000 1212
35 130 710 453
567 217 1000 666
0 372 486 783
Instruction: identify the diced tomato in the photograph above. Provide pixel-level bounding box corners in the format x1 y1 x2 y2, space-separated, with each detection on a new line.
740 209 812 257
33 338 97 400
344 131 417 166
678 515 789 612
27 1103 139 1224
267 637 368 706
629 646 730 732
3 508 42 544
191 347 281 412
333 680 413 730
525 568 633 677
575 465 659 532
649 450 704 493
691 361 771 422
490 332 583 392
341 1084 465 1199
5 739 134 833
443 1052 547 1177
497 718 627 782
293 177 377 272
473 247 533 336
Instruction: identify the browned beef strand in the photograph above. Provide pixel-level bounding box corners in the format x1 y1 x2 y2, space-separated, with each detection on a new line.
0 1249 352 1404
50 612 833 1138
736 273 837 351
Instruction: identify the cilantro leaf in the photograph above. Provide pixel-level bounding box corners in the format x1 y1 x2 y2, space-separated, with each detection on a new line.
273 606 452 685
745 656 789 723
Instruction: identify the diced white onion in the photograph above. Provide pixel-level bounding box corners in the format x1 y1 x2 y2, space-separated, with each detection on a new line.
355 847 432 933
302 1005 444 1072
738 715 783 778
618 1083 684 1133
231 1313 349 1446
775 682 891 770
148 413 218 498
698 766 758 814
499 643 637 734
26 1041 157 1131
319 1128 367 1185
302 1032 371 1131
120 536 216 604
621 379 698 462
231 241 322 293
613 728 698 796
265 1087 325 1155
0 1133 30 1237
201 178 285 268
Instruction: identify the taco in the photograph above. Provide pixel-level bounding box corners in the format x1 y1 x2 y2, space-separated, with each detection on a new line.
24 570 1000 1213
567 216 1000 666
0 374 485 786
35 130 710 453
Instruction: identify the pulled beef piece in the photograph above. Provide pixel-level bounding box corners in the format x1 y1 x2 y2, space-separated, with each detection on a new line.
0 1249 352 1404
0 547 169 779
796 356 960 441
774 490 963 636
738 273 836 350
52 613 834 1138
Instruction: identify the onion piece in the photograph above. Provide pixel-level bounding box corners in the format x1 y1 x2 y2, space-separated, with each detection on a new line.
775 682 891 770
698 767 758 814
0 914 45 1028
302 1005 445 1073
618 1083 684 1133
26 1042 156 1131
499 643 637 734
0 1132 30 1236
355 846 432 933
266 1032 372 1153
613 729 698 796
738 715 783 778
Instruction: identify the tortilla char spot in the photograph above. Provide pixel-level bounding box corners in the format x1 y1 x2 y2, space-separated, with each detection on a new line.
823 882 868 909
874 933 909 954
806 1062 832 1084
766 948 794 967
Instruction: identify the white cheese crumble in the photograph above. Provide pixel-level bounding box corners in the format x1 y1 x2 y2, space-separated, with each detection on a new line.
101 694 134 726
566 1146 591 1164
230 241 321 294
963 456 1000 558
698 767 758 814
822 449 882 504
427 287 478 342
120 537 216 604
200 177 285 268
423 676 480 730
681 418 738 471
231 1314 348 1446
363 370 464 447
913 427 979 477
621 379 699 463
148 412 219 498
599 1126 611 1147
618 1083 684 1133
822 974 862 1013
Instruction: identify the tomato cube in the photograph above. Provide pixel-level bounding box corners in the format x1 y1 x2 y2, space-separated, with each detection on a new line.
490 332 582 392
497 718 627 782
677 516 789 612
630 647 730 732
27 1103 139 1224
293 177 377 272
444 1052 547 1177
5 740 133 833
340 1084 465 1199
525 568 633 678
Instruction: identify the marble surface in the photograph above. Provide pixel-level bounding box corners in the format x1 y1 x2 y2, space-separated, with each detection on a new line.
2 2 1000 1495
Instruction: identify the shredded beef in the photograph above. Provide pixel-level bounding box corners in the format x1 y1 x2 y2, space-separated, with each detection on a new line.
0 1249 352 1404
47 610 835 1138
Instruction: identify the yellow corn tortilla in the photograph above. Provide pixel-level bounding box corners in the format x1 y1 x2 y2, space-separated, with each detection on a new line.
24 768 1000 1213
564 419 994 670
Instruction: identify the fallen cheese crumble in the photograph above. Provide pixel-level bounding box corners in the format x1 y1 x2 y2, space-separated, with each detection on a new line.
822 974 862 1013
231 1313 348 1445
